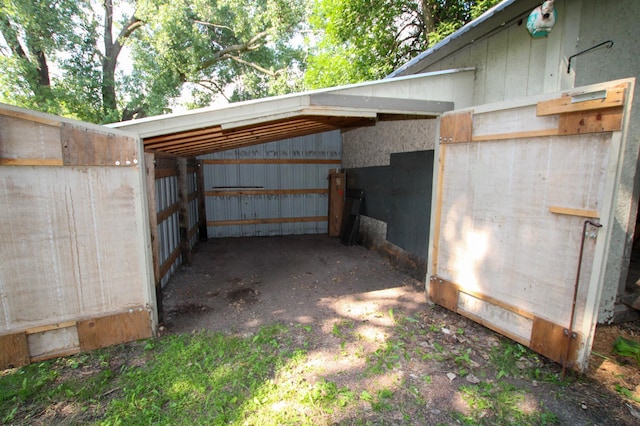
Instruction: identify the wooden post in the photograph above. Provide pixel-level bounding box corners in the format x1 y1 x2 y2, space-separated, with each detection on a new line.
328 169 345 237
177 157 192 266
196 159 208 241
145 152 163 322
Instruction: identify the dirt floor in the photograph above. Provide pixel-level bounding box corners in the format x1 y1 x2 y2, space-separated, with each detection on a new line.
161 235 640 424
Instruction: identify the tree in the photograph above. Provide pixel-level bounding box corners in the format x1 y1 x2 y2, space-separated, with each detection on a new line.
304 0 500 89
0 0 307 123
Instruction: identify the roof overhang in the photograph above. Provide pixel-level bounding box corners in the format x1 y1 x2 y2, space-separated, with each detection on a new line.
110 69 474 156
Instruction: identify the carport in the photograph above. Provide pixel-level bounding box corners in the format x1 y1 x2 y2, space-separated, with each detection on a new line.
110 69 474 303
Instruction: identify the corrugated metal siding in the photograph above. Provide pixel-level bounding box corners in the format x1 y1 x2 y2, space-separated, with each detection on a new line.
199 131 341 238
154 167 200 288
156 175 180 287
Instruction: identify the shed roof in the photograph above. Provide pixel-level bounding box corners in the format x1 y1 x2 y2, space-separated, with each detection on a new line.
388 0 541 77
110 69 474 156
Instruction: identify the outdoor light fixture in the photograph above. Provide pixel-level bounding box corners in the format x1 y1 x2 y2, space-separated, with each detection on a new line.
526 0 557 38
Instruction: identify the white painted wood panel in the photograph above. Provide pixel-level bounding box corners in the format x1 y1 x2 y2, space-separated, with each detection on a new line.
0 166 150 331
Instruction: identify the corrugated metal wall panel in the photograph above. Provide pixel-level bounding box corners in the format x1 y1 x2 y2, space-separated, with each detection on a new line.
199 131 341 238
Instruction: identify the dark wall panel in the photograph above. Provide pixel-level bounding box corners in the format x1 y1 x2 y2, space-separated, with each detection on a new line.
346 150 434 260
388 150 433 259
345 166 392 222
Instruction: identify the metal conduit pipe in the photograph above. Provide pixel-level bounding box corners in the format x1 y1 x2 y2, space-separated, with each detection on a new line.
562 219 602 379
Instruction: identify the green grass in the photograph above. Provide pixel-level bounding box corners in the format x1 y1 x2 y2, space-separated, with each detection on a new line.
454 381 560 425
0 313 602 425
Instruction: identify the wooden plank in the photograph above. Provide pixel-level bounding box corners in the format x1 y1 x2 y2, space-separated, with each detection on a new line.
145 152 162 322
428 277 459 312
328 170 345 237
207 216 327 227
439 112 472 144
0 107 61 127
61 123 138 166
558 107 623 135
31 348 80 363
25 321 77 335
0 115 63 161
0 158 64 166
159 246 182 279
177 158 192 266
206 188 328 197
196 160 208 241
530 316 579 367
188 223 198 241
432 143 446 273
536 86 626 116
0 333 29 370
202 159 342 165
156 202 179 224
548 206 599 219
472 128 558 142
78 310 152 351
155 168 177 179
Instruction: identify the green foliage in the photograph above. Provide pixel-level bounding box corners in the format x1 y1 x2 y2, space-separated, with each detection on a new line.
0 0 308 123
613 336 640 366
304 0 501 89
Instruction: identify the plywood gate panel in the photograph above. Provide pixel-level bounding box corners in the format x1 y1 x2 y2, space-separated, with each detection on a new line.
431 79 634 371
1 105 155 368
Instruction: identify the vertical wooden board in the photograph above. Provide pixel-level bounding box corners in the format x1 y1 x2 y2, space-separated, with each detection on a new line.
0 333 29 370
61 123 138 166
468 39 488 104
78 310 152 351
530 316 579 367
527 38 548 96
558 107 623 135
196 160 208 241
484 29 508 103
428 278 459 312
328 171 345 237
145 153 161 287
440 112 472 143
504 25 532 100
0 115 63 161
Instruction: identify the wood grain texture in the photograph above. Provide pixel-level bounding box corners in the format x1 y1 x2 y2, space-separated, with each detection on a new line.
428 277 459 312
78 310 152 351
0 333 29 370
61 123 137 166
530 316 579 367
537 86 626 116
439 112 472 144
558 107 623 135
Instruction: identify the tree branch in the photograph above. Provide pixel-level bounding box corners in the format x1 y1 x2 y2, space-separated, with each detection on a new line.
228 55 278 76
200 30 269 70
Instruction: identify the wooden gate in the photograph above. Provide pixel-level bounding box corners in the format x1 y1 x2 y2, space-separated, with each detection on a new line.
429 78 635 372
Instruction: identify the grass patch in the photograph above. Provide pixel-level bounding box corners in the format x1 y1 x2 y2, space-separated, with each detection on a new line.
455 381 560 425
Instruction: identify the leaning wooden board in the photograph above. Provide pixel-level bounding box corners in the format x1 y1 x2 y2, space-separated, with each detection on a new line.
429 78 635 372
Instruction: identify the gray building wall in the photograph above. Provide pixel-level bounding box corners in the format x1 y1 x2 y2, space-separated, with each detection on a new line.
390 0 640 322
